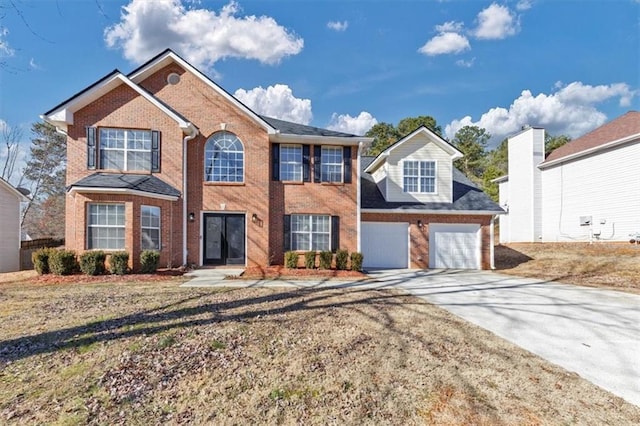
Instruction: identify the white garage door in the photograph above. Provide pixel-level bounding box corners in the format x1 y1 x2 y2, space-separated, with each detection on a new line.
361 222 409 269
429 223 481 269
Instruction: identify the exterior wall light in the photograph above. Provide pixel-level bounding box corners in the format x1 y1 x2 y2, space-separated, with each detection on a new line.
252 213 258 223
189 212 195 222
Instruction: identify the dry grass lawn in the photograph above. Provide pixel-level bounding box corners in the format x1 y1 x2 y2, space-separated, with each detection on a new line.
495 242 640 294
1 277 638 425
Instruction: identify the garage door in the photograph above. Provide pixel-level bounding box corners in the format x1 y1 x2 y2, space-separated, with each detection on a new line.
429 223 480 269
361 222 409 269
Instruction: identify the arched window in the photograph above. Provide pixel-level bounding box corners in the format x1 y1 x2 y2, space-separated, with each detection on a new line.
204 132 244 182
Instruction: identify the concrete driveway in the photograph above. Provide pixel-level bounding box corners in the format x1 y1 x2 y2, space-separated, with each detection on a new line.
366 269 640 407
184 268 640 406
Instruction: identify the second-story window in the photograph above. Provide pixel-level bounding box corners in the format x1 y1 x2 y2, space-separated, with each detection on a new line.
279 144 303 181
403 160 436 193
99 128 152 171
204 132 244 182
321 146 343 182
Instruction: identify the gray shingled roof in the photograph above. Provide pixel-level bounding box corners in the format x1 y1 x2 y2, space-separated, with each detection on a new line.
68 173 181 198
260 115 360 138
361 156 504 212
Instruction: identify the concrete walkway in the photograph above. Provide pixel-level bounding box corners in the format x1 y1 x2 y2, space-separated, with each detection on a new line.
182 268 640 406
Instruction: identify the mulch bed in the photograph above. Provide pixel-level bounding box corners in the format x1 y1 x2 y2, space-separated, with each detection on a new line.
239 265 367 280
32 268 186 285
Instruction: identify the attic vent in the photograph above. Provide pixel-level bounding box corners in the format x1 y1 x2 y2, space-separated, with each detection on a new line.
167 73 180 85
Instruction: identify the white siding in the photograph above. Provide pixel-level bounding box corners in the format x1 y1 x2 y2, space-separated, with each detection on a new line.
372 164 387 199
541 141 640 242
385 133 453 203
505 128 544 242
498 180 509 244
0 186 22 272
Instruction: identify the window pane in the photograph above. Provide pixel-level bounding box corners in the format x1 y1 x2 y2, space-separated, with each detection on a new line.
204 132 245 182
99 128 152 171
280 145 302 181
321 146 343 182
87 203 125 250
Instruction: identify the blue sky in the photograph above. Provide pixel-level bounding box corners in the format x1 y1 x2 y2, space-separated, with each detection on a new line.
1 0 638 173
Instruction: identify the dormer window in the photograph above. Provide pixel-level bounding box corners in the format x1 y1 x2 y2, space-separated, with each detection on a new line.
403 160 436 193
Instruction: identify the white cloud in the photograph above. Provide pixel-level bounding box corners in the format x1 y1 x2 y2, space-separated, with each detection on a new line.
0 27 15 57
28 58 40 70
445 81 636 146
327 112 377 135
327 20 348 32
419 32 470 56
516 0 533 11
234 84 312 124
435 21 464 33
473 3 519 40
104 0 303 71
455 57 475 68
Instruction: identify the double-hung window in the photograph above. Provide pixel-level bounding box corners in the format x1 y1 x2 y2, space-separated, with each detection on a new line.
321 146 343 182
280 145 303 181
87 203 125 250
291 214 330 251
99 128 152 171
204 132 244 182
141 205 161 250
403 160 436 193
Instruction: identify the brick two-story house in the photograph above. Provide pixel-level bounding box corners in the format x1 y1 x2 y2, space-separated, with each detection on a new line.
43 49 502 271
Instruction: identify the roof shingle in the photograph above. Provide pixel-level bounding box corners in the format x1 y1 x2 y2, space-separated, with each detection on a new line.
68 173 181 198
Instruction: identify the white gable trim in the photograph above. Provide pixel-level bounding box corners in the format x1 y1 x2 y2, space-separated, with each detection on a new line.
364 126 463 173
42 72 194 133
0 178 28 202
128 50 277 135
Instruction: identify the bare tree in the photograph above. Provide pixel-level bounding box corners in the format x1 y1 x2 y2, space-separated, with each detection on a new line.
0 121 23 183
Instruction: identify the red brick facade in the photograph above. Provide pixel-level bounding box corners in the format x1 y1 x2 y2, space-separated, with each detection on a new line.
63 60 359 270
361 212 493 269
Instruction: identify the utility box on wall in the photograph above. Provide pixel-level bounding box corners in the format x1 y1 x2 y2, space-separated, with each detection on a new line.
579 216 592 226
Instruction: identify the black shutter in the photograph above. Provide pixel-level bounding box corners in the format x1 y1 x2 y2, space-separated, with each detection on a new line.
343 146 352 183
331 216 340 252
283 215 291 251
86 127 96 169
151 130 160 172
272 144 280 180
302 145 310 182
313 145 321 182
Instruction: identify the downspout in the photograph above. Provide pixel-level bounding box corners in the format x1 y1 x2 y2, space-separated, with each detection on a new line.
182 125 198 266
356 141 363 253
490 215 496 269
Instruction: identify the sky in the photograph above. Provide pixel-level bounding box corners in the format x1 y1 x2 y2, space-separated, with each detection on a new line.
1 0 639 182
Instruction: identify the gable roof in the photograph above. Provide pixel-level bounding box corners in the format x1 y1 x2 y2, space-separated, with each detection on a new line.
360 157 504 214
261 115 371 145
0 177 29 202
42 69 195 133
68 173 181 201
365 126 463 173
540 111 640 168
128 49 277 135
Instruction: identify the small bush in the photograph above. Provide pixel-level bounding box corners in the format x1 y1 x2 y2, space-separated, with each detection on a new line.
32 248 53 275
49 249 78 275
109 251 129 275
79 251 106 276
284 251 298 269
304 251 316 269
335 249 349 270
350 252 364 272
140 250 161 273
319 251 333 270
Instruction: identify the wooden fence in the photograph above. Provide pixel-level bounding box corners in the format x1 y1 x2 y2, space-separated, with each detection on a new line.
20 238 65 270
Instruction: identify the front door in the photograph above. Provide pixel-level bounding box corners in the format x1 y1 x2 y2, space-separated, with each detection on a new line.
203 213 245 265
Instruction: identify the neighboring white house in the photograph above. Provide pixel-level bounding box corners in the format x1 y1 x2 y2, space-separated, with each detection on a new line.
497 111 640 243
0 177 28 272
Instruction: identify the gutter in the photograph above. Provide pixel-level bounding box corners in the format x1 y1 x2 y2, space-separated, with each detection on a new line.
182 124 199 266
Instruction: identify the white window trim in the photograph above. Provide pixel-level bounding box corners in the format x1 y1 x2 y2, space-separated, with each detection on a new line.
204 132 245 183
403 160 437 194
321 146 343 183
87 203 125 250
99 128 152 171
280 144 303 182
141 205 161 251
291 214 331 251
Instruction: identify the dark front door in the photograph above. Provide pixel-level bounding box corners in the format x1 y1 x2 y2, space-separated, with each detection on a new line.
203 213 245 265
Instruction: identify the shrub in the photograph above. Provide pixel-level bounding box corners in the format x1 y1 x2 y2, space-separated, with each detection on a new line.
49 249 78 275
284 251 298 269
140 250 161 273
335 249 349 270
304 251 316 269
79 251 106 276
350 252 364 272
109 251 129 275
32 248 53 275
319 251 333 270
